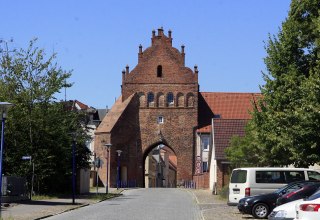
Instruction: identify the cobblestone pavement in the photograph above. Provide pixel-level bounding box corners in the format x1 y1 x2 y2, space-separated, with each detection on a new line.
2 188 260 220
189 189 260 220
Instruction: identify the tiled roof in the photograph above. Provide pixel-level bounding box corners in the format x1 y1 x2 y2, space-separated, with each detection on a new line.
95 95 134 134
213 119 248 160
198 92 261 132
75 100 89 110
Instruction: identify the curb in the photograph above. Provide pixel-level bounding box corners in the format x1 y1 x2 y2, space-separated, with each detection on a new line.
34 190 125 219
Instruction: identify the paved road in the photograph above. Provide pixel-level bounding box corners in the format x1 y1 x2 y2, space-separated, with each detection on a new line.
45 188 202 220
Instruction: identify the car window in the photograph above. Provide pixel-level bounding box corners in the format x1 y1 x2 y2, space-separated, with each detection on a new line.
231 170 247 183
306 189 320 201
285 171 305 183
280 182 304 195
256 171 285 183
307 171 320 180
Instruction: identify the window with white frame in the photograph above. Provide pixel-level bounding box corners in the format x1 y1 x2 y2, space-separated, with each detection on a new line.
201 136 210 151
202 161 208 172
157 116 164 124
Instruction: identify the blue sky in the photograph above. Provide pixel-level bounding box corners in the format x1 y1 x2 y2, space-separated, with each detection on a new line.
1 0 291 109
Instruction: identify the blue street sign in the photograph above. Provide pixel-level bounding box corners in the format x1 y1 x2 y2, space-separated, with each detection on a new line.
22 156 32 160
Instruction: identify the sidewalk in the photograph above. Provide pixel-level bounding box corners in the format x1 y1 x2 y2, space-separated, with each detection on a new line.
189 189 255 220
1 188 122 220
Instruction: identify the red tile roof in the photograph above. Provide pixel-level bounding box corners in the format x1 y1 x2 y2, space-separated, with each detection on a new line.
213 119 248 160
198 92 261 132
75 100 89 110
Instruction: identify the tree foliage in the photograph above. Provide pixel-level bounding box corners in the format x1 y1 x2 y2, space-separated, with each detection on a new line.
226 0 320 167
0 39 91 193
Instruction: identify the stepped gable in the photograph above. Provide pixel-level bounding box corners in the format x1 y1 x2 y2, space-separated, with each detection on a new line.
122 27 198 86
95 94 134 134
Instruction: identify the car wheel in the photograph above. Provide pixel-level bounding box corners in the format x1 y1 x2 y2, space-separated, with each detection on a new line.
252 203 269 219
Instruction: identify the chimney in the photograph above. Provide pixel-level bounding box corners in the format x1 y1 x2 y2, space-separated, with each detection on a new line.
152 29 156 45
168 29 172 46
122 69 125 82
138 44 143 62
139 44 143 54
194 65 199 75
158 27 164 36
125 65 129 74
181 45 185 66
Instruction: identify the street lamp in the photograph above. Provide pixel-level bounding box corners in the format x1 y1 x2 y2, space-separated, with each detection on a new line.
104 143 112 194
116 150 122 190
71 133 76 205
21 156 34 200
0 102 14 209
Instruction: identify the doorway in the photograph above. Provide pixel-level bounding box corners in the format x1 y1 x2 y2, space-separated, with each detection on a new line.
144 144 177 188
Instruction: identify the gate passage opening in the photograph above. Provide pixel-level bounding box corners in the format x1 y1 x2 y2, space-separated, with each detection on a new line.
144 144 177 188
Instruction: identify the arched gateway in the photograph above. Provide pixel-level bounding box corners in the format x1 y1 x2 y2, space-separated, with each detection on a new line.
94 28 199 188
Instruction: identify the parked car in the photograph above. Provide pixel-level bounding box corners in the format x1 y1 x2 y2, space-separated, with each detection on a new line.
295 195 320 220
269 189 320 220
268 199 303 220
228 167 320 205
276 182 320 206
238 181 319 219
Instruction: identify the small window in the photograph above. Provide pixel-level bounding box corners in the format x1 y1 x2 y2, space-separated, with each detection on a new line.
157 116 164 124
202 162 208 172
157 65 162 77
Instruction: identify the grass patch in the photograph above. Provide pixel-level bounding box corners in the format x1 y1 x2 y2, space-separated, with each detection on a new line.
32 194 59 200
31 192 121 201
218 185 229 200
87 193 121 201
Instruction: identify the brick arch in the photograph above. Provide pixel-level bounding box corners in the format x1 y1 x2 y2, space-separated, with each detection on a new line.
143 142 176 159
142 141 177 188
157 92 165 107
177 92 185 107
138 92 146 107
186 93 195 107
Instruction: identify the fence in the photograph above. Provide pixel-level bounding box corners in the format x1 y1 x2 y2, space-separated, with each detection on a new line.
183 180 196 189
1 176 29 202
118 180 137 188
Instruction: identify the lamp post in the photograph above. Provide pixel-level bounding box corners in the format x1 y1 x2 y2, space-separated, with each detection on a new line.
0 102 14 209
116 150 122 190
21 156 34 200
71 134 76 205
104 143 112 194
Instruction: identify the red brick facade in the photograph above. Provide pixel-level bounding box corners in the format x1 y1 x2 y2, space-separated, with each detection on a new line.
95 28 199 187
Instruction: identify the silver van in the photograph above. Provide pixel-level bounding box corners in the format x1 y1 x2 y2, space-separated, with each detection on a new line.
228 167 320 205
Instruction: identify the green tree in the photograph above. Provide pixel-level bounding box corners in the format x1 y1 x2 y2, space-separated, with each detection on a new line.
226 0 320 167
225 121 265 167
0 39 91 193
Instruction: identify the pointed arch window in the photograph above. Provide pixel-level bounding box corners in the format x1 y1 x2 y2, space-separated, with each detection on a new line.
157 65 162 77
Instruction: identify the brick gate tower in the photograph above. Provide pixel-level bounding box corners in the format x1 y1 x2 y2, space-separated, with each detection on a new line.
95 28 199 187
